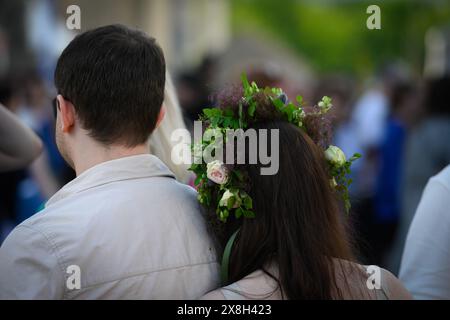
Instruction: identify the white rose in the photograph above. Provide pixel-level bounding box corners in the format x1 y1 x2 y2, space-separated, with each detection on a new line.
325 145 346 167
206 160 229 185
219 189 240 208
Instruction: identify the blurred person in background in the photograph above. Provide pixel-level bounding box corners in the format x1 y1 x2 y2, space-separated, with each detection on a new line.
25 0 75 84
13 71 73 223
247 66 283 89
0 70 74 242
0 0 79 235
19 72 62 189
317 74 356 155
371 81 421 267
0 104 40 170
0 78 40 171
388 75 450 274
149 71 193 184
346 64 410 265
176 55 218 133
0 79 42 242
400 164 450 299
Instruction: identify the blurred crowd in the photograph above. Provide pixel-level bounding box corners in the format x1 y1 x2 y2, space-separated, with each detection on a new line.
0 71 75 241
1 1 450 280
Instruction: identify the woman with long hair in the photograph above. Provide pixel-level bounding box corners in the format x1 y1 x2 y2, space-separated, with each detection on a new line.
194 78 411 300
148 71 192 184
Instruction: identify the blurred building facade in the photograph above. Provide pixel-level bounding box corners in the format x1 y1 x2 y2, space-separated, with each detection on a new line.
58 0 231 73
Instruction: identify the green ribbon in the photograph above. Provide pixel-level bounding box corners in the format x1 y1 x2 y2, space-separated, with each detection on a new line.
220 228 240 285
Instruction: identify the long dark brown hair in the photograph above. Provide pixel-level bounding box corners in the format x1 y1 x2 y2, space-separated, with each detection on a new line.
206 86 359 299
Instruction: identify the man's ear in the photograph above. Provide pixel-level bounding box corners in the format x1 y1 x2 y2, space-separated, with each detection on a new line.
155 104 166 129
57 95 76 133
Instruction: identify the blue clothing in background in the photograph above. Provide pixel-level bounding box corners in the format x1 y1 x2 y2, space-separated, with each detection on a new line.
375 117 406 223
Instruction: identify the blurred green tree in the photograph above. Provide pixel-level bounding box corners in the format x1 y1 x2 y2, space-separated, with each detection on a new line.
231 0 450 77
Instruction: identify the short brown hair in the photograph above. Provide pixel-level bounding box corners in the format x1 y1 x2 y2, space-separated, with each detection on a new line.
54 24 166 146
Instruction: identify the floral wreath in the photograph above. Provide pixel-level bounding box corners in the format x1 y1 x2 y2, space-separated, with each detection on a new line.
189 74 361 224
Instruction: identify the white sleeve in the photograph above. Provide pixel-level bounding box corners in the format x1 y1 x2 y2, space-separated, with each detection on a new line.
0 225 66 299
399 177 450 299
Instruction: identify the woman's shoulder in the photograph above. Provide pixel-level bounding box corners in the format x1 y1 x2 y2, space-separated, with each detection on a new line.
200 282 251 300
200 289 227 300
201 269 282 300
201 262 412 300
336 260 412 300
376 266 413 300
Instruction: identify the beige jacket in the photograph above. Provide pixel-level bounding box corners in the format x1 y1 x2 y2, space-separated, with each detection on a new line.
0 154 220 299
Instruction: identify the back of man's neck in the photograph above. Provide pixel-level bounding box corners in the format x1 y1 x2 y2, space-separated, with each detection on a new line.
73 143 149 176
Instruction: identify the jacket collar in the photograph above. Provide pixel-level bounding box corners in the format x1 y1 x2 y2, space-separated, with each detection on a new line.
46 154 175 207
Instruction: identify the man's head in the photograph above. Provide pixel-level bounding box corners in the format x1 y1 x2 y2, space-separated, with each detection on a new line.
54 24 165 167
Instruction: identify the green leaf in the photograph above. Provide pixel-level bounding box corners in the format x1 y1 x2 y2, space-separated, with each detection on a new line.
234 170 244 182
224 108 234 117
204 191 211 206
219 209 229 222
189 163 200 171
248 101 256 117
251 81 260 93
243 209 255 218
271 87 283 96
213 119 222 127
241 73 251 95
238 102 244 128
235 207 244 219
227 196 236 210
232 118 239 128
349 153 362 162
243 195 253 209
194 175 202 186
285 102 297 121
203 108 222 118
272 98 284 111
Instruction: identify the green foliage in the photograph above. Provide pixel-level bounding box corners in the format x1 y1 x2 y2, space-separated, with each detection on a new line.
231 0 450 76
190 73 362 222
201 107 241 130
329 153 362 213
